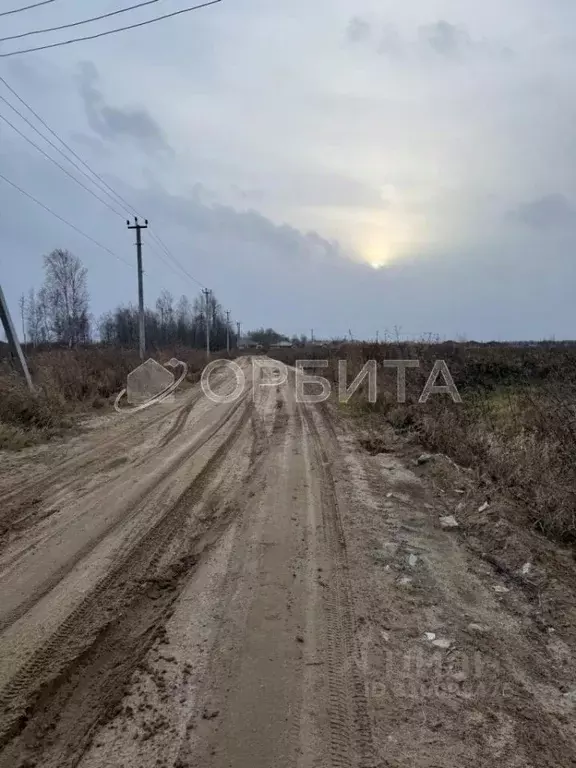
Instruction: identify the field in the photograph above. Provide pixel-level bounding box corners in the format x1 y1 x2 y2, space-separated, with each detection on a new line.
270 341 576 544
0 345 218 449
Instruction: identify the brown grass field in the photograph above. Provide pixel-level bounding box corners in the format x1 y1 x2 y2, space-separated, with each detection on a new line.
270 341 576 545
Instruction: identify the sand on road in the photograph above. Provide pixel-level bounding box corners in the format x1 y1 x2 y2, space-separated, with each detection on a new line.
0 356 575 768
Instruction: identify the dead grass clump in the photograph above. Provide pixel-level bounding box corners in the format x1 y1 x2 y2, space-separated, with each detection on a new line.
0 345 219 449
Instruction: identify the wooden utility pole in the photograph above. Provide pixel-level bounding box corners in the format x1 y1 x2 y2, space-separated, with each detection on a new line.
0 284 33 390
202 288 211 358
226 310 230 354
127 217 148 360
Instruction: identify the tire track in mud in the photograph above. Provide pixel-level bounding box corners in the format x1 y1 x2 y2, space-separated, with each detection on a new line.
0 397 196 543
0 399 256 765
0 389 252 636
157 389 203 449
1 400 178 501
299 404 376 768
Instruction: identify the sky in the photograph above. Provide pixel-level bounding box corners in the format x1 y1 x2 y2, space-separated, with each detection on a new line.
1 0 575 341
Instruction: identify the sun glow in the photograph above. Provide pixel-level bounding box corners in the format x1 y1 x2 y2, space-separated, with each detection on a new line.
362 241 392 269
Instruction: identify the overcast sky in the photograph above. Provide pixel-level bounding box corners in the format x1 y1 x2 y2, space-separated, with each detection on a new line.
1 0 575 341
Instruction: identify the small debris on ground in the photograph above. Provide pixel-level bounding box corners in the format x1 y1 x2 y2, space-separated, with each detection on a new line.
424 632 436 642
408 554 418 567
417 453 434 465
468 623 489 633
493 585 510 594
439 515 459 529
521 562 532 576
432 637 452 649
478 501 490 513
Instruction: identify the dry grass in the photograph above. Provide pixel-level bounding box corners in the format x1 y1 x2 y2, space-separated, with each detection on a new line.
0 345 221 450
271 342 576 544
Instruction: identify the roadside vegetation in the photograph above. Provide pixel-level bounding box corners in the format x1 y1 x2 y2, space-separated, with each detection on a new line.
0 346 215 450
1 248 234 449
272 341 576 545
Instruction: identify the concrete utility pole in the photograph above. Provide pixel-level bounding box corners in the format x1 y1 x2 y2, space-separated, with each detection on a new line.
236 321 241 347
310 328 314 344
202 288 211 358
376 330 379 344
127 217 148 361
226 310 230 354
0 284 33 391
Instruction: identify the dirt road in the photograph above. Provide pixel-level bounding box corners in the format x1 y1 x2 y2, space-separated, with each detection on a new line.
0 356 575 767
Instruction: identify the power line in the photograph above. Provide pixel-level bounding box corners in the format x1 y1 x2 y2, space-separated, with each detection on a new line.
0 170 133 269
0 90 130 217
0 0 161 43
0 76 209 293
0 0 223 58
0 0 57 19
0 108 124 218
0 74 139 219
148 228 207 289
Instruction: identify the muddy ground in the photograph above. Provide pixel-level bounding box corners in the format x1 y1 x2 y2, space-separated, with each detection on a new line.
0 356 574 767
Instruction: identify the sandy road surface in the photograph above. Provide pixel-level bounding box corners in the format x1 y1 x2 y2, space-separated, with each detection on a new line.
1 356 576 767
0 358 372 768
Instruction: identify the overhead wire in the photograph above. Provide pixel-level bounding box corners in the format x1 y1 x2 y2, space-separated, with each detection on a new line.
0 74 141 218
0 169 134 268
0 0 161 42
0 74 211 293
0 109 125 218
0 91 129 218
0 0 57 19
0 76 210 291
0 0 223 58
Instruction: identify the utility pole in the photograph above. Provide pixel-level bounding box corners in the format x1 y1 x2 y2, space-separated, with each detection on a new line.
127 216 148 361
376 330 379 344
310 328 314 344
0 284 33 391
202 288 211 358
226 310 230 354
236 321 241 347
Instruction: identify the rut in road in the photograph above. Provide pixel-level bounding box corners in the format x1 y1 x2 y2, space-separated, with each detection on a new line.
0 393 257 765
0 360 376 768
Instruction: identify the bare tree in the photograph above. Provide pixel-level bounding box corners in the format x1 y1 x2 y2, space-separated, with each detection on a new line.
156 290 175 344
26 287 50 346
43 249 90 345
18 293 26 344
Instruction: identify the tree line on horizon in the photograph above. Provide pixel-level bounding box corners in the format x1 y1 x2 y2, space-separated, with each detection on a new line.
17 249 295 352
19 249 236 351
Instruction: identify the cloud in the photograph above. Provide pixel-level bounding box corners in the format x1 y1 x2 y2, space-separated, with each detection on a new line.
346 17 372 44
76 62 170 153
418 20 471 57
508 194 576 230
347 16 511 62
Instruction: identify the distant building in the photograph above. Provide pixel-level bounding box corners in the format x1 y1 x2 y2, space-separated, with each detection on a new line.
270 340 293 348
238 337 260 349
